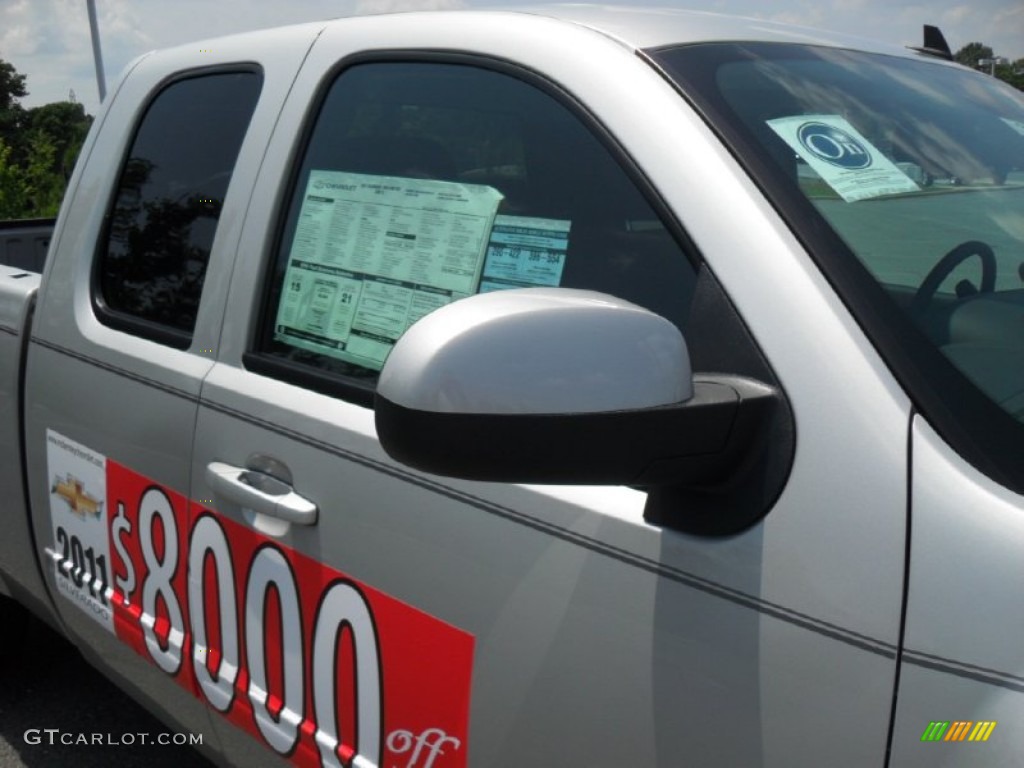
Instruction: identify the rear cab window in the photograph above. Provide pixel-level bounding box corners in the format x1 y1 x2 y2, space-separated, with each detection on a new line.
94 70 262 348
249 60 698 404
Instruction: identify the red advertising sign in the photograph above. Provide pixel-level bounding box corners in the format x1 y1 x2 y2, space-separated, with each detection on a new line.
77 457 476 768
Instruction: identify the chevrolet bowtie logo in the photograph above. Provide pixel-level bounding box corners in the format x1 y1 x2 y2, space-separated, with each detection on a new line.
51 474 103 518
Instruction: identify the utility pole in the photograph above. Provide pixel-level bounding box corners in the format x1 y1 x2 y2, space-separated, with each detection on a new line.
86 0 107 102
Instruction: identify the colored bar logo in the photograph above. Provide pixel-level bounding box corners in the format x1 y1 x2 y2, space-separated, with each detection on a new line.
921 721 997 742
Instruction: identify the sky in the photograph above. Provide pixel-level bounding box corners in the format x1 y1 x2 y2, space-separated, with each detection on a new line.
2 0 1022 115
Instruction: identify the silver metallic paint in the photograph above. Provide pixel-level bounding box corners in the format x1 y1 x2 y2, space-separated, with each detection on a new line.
379 288 692 414
4 7 1013 766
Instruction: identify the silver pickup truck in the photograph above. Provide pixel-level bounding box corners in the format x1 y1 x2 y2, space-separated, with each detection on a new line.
1 7 1023 767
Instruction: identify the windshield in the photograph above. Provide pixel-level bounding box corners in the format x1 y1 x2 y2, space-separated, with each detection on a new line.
651 43 1024 489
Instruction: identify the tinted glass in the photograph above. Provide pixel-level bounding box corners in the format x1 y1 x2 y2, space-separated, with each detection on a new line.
98 71 261 337
653 43 1024 489
259 62 696 386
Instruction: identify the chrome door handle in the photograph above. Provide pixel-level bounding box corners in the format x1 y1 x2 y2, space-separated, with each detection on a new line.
205 462 318 526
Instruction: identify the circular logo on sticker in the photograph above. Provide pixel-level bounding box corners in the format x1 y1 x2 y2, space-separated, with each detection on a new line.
797 122 873 170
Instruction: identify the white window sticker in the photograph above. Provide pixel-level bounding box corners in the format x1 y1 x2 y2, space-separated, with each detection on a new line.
275 170 504 370
46 429 113 631
479 215 570 292
767 114 919 202
1002 117 1024 137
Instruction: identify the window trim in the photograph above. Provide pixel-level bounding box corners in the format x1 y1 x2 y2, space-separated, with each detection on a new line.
245 49 703 404
91 64 264 350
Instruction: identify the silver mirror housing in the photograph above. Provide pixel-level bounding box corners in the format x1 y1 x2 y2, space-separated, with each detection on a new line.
375 288 777 488
377 287 693 415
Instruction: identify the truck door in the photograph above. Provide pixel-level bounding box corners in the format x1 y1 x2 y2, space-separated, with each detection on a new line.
22 31 312 752
189 16 913 768
641 27 1024 768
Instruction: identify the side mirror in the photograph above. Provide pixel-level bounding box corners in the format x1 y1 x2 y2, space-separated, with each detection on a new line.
375 288 777 486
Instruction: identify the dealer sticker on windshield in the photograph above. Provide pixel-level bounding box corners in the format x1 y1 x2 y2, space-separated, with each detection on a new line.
767 114 919 202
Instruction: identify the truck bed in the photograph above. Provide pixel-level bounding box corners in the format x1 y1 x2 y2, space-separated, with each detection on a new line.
0 262 52 621
0 218 55 273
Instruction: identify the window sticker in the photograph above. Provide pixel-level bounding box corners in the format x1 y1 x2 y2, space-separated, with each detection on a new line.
275 170 504 370
479 215 570 292
1002 117 1024 137
767 114 919 202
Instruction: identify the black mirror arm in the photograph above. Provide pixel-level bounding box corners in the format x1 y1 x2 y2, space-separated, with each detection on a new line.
375 375 780 487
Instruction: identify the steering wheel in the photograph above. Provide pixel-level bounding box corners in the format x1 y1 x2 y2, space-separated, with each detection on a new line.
910 240 996 315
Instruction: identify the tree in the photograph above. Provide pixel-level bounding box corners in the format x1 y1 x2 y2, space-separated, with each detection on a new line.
0 134 64 218
954 42 1023 91
0 58 27 148
20 132 65 216
25 101 92 180
0 139 27 218
954 42 994 69
1000 58 1024 91
0 55 93 219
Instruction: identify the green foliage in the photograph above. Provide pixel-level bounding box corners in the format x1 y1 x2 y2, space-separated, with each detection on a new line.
954 43 1024 91
0 55 92 219
0 139 27 218
999 58 1024 91
0 134 65 218
954 42 994 68
0 59 26 151
25 101 92 179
